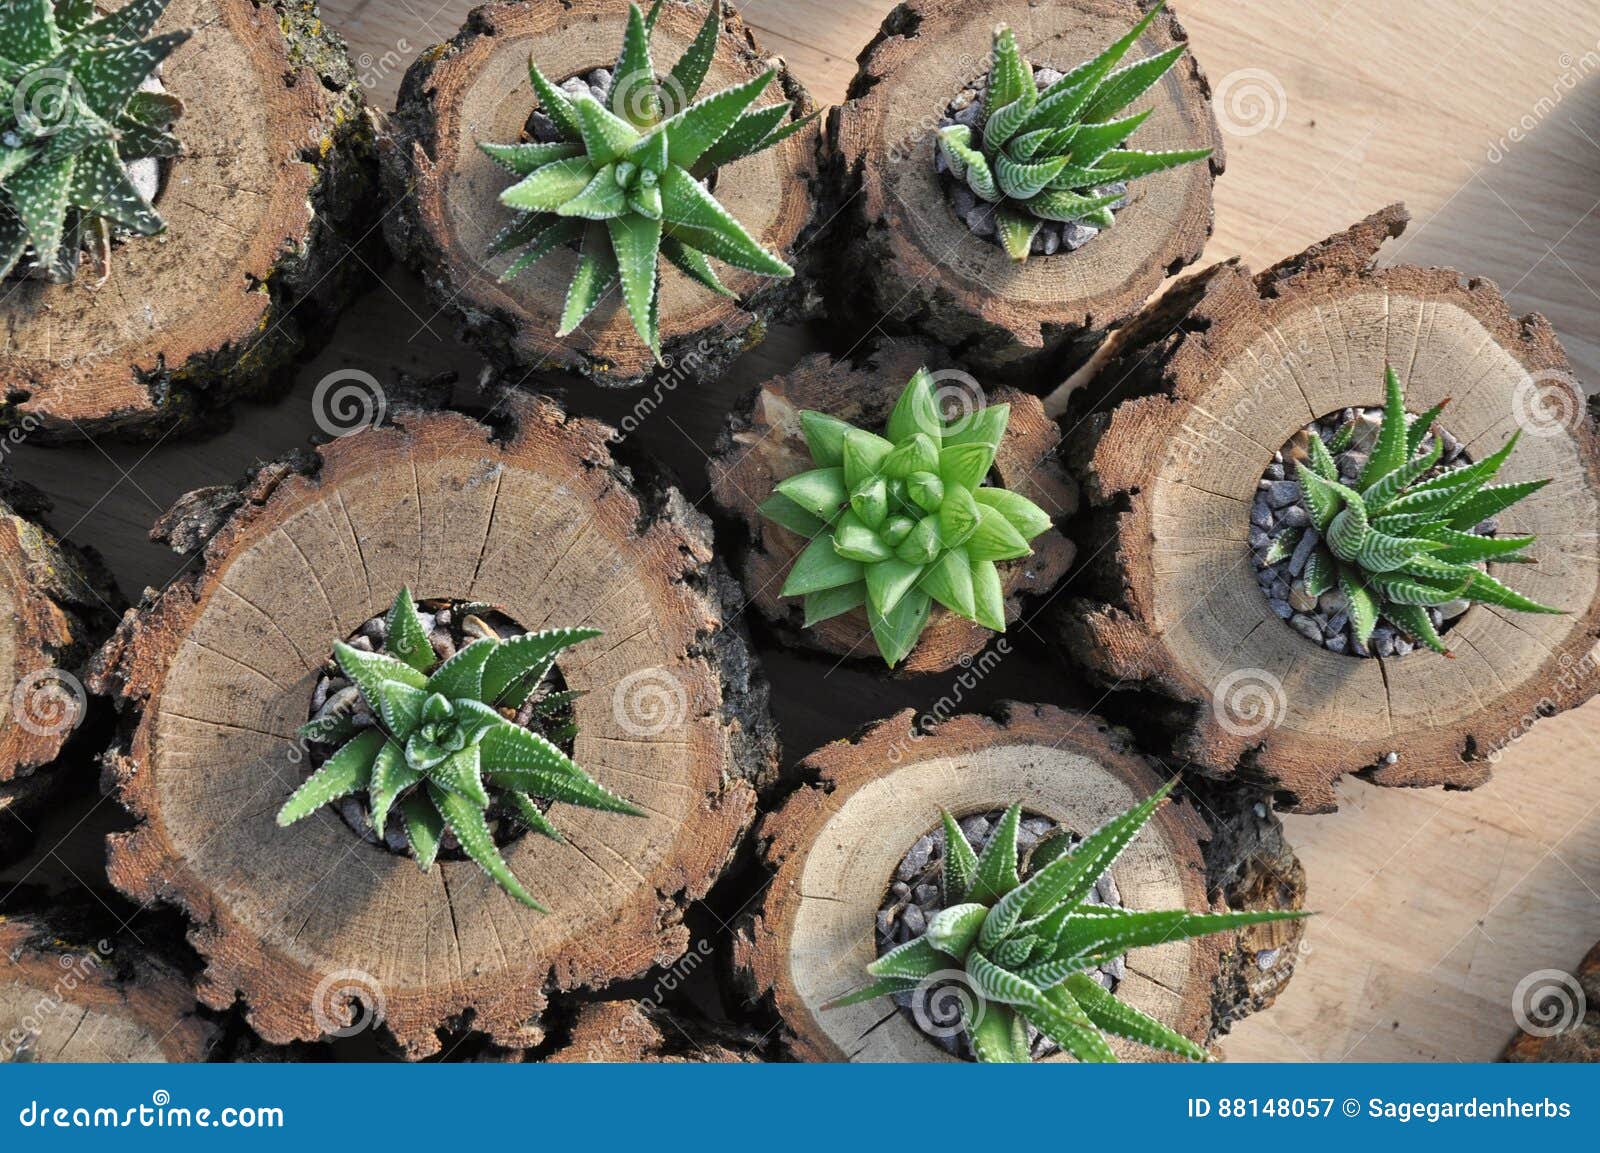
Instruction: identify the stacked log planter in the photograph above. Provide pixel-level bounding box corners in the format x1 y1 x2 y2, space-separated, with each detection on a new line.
1 467 119 860
707 342 1077 673
1058 205 1600 813
0 916 217 1062
382 0 821 389
827 0 1222 383
0 0 377 442
87 395 777 1058
734 705 1305 1061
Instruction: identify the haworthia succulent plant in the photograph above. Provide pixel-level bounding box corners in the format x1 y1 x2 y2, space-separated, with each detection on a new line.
0 0 187 282
759 368 1052 667
480 0 813 360
936 2 1211 260
277 588 643 910
1287 366 1561 655
827 783 1306 1062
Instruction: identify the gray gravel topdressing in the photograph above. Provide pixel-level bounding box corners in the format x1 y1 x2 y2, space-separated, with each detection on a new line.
876 809 1126 1061
300 599 572 860
934 64 1128 256
1252 407 1493 661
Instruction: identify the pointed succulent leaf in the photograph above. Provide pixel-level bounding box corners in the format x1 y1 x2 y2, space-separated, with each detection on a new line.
867 587 930 667
803 582 866 627
970 556 1006 631
478 140 585 174
663 68 772 168
606 2 659 127
502 157 599 211
968 1003 1031 1063
367 740 421 838
1054 906 1307 971
966 802 1023 905
1444 479 1550 531
865 935 947 981
480 627 602 708
276 730 385 826
556 238 619 335
1065 973 1208 1060
799 410 851 467
759 492 825 537
658 164 791 275
1303 547 1336 599
886 368 943 446
1305 430 1338 481
504 791 565 841
1462 569 1563 614
924 902 988 958
428 783 547 911
923 547 977 618
1384 602 1450 654
1018 777 1177 919
1024 986 1119 1063
775 466 847 519
76 31 188 119
607 210 663 357
528 61 584 141
940 811 979 903
1080 43 1189 122
973 487 1051 539
400 794 444 871
782 534 863 596
1297 464 1345 532
1019 188 1122 223
967 505 1032 562
662 0 721 113
1325 499 1370 562
660 235 735 296
822 975 922 1010
1362 435 1443 513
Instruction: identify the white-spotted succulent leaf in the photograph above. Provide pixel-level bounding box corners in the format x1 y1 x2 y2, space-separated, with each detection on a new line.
0 0 188 282
276 588 643 910
825 788 1306 1062
479 0 811 359
935 2 1210 260
759 368 1052 667
1291 366 1562 655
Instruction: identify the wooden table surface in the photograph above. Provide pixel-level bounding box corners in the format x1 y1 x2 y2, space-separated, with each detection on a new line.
9 0 1600 1062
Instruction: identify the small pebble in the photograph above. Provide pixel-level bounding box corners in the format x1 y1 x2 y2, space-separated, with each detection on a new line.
1264 480 1300 509
1268 598 1293 620
1325 633 1349 654
949 183 977 219
1288 528 1318 576
1061 222 1098 249
953 101 983 128
347 634 374 652
1439 598 1470 621
964 205 995 237
902 904 927 935
1263 462 1284 481
1338 451 1368 480
1290 614 1322 642
1034 67 1062 88
1289 582 1318 613
897 835 935 881
1384 751 1399 764
1279 504 1310 529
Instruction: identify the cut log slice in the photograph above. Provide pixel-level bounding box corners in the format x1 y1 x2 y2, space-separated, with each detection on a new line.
382 0 821 389
0 916 217 1062
827 0 1221 382
0 0 377 443
1503 941 1600 1063
88 395 776 1058
733 704 1304 1061
707 343 1077 673
546 999 760 1062
1 467 120 856
1058 204 1600 813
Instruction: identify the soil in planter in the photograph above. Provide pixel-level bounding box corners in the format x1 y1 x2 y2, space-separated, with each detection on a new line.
297 598 576 860
935 66 1128 257
875 809 1126 1061
1251 405 1496 660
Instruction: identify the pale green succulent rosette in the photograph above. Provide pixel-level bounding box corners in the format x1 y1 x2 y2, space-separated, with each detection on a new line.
1 0 187 282
479 0 815 359
759 368 1053 668
827 782 1307 1062
1285 366 1562 655
936 1 1212 260
277 588 642 911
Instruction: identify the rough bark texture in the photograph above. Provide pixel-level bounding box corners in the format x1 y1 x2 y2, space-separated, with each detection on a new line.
545 999 761 1062
707 342 1077 673
1058 204 1600 813
826 0 1222 384
1503 940 1600 1063
0 467 120 857
733 703 1303 1061
0 0 379 443
0 915 218 1063
381 0 822 389
87 396 777 1059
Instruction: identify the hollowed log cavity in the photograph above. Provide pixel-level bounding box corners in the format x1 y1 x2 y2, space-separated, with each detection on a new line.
1057 205 1600 813
733 703 1304 1061
87 395 777 1058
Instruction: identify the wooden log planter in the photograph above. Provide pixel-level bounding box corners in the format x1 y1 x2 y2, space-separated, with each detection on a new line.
1 466 119 860
545 999 760 1062
0 0 377 443
382 0 821 389
87 395 777 1058
707 343 1077 673
733 704 1305 1061
826 0 1221 383
0 916 218 1062
1056 205 1600 813
1503 941 1600 1063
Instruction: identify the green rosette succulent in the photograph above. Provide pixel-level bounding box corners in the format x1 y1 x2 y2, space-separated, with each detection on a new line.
828 783 1305 1062
760 369 1052 667
1 0 188 282
936 2 1211 260
1288 367 1562 655
277 588 642 911
479 0 814 359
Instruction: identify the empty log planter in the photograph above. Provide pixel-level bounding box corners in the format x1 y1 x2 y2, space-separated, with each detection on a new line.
1 466 119 860
88 395 776 1058
1058 205 1600 812
707 343 1077 673
0 0 376 442
0 916 217 1062
734 704 1304 1061
827 0 1221 382
382 0 821 388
